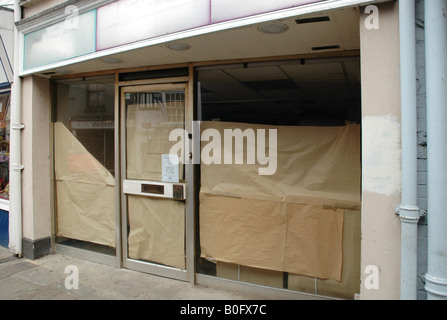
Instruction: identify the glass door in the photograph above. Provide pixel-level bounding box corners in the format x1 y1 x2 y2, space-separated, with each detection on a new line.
120 83 189 281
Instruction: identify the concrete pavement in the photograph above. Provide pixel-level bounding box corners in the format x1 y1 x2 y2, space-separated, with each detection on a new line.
0 246 274 301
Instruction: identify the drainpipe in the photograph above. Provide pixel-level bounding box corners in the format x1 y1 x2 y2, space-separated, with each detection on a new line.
398 0 421 300
424 0 447 300
8 0 24 257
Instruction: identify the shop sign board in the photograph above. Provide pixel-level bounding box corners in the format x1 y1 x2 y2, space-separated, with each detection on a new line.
23 10 97 70
96 0 211 50
210 0 325 23
23 0 330 70
96 0 325 50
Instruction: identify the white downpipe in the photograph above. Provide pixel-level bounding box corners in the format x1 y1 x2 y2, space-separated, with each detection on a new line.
425 0 447 300
398 0 420 301
8 0 23 257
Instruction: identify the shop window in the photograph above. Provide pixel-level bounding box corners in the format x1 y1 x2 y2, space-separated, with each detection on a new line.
53 76 116 255
196 59 362 299
0 93 10 201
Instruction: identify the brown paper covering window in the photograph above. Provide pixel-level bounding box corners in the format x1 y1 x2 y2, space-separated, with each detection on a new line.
127 196 186 270
199 122 361 281
54 122 116 248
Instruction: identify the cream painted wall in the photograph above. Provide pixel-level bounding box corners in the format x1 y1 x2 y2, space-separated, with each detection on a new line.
22 0 67 18
21 75 52 242
360 1 402 300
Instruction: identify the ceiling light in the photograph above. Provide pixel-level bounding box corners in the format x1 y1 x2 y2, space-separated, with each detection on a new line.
258 23 289 34
101 57 123 64
165 42 191 51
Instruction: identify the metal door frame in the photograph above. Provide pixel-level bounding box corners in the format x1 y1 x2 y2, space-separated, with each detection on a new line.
119 81 194 283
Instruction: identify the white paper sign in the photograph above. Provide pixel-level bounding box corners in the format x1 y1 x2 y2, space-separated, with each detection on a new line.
162 154 180 183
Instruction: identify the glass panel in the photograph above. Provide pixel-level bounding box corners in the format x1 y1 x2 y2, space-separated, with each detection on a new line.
125 91 185 181
54 76 116 256
124 89 186 270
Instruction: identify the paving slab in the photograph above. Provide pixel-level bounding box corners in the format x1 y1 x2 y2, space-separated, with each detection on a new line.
0 277 40 300
0 261 38 277
13 266 65 286
0 247 286 301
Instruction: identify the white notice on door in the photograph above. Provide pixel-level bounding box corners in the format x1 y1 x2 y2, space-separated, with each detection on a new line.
162 154 180 183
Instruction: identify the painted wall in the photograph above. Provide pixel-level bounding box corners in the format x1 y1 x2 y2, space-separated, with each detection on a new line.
21 76 52 244
360 1 402 300
22 0 67 18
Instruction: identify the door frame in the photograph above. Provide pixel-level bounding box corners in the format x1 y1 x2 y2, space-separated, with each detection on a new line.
118 79 195 283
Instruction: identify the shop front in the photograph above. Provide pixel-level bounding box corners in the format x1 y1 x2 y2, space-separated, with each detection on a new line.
14 0 404 300
51 56 361 299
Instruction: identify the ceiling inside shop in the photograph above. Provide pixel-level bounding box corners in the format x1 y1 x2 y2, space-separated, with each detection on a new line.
197 57 361 126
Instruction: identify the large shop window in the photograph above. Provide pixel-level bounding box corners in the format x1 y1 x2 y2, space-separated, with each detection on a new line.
54 76 116 255
0 93 10 202
196 59 362 299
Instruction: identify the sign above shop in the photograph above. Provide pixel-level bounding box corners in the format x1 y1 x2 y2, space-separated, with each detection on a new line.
22 0 330 71
23 10 96 70
210 0 324 23
97 0 210 50
96 0 325 50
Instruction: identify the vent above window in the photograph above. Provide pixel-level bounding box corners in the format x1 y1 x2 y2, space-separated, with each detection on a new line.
296 16 330 24
312 45 340 51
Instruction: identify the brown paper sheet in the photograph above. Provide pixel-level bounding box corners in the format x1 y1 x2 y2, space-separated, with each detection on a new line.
199 122 361 281
54 122 116 247
288 210 362 299
200 194 345 281
128 196 185 270
200 194 286 272
126 103 185 181
200 121 361 208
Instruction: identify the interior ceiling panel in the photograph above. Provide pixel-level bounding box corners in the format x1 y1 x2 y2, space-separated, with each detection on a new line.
225 66 290 82
281 63 346 83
